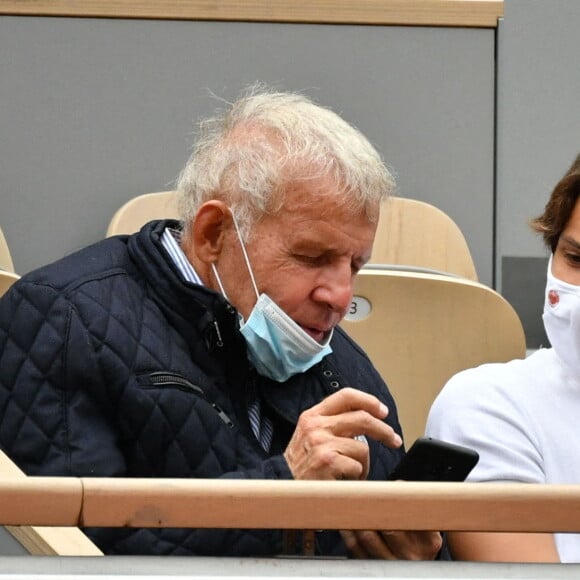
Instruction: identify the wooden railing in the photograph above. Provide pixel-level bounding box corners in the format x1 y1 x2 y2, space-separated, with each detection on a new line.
2 477 580 532
0 1 504 28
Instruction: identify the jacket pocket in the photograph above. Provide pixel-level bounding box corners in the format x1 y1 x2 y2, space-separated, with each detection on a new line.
137 371 234 428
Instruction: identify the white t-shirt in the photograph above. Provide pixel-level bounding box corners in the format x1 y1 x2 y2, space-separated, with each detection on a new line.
425 347 580 562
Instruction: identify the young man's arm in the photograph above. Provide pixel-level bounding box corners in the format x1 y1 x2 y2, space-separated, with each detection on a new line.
448 532 560 562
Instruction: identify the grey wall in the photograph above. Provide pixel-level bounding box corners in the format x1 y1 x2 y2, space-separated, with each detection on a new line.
497 0 580 347
2 5 577 347
0 17 496 285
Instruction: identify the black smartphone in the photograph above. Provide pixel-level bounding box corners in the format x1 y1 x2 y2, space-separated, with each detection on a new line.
387 437 479 482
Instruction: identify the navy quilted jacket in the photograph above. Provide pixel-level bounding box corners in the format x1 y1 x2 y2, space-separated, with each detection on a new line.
0 220 404 556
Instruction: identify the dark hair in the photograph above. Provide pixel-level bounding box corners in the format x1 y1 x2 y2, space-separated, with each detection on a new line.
530 153 580 252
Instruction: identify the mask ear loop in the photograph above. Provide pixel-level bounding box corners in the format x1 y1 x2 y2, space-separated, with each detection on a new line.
210 211 260 303
211 263 230 301
230 211 260 301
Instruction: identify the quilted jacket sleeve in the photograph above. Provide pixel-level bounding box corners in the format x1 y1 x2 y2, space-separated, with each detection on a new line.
0 279 298 556
0 278 127 476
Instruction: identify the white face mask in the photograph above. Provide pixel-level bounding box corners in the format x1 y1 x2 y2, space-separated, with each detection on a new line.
542 254 580 374
211 212 333 382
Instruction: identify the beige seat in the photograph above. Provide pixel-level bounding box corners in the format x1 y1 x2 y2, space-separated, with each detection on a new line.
0 450 101 555
106 191 178 236
371 197 478 281
0 227 15 273
340 269 526 445
0 271 19 298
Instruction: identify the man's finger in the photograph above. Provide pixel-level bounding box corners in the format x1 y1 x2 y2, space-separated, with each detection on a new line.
329 409 402 448
310 387 389 419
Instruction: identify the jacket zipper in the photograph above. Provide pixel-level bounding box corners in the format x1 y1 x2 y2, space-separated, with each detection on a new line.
146 372 234 428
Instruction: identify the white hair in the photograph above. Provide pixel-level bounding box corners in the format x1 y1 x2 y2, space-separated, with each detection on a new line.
176 85 395 240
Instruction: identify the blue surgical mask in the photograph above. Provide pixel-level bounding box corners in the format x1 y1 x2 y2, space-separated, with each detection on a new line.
211 213 333 382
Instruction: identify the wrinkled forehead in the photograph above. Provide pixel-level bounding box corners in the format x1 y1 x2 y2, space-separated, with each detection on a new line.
273 173 380 228
274 164 381 222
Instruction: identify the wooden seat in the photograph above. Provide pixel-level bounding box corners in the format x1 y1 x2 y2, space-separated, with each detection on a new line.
0 227 15 273
0 270 19 298
340 269 526 444
106 191 178 236
371 197 478 281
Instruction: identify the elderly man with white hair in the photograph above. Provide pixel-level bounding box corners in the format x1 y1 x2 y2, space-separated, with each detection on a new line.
0 86 441 559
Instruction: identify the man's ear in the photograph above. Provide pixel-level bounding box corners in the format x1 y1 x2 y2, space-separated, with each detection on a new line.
191 200 230 264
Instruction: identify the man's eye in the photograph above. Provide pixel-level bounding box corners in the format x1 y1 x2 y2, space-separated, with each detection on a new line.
296 254 322 265
565 253 580 264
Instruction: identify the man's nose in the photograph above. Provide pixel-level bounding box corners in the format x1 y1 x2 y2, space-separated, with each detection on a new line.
314 266 354 315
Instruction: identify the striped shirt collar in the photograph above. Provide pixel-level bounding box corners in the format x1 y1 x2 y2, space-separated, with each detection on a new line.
160 227 203 285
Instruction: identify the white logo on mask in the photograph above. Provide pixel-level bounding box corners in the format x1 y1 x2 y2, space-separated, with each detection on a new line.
542 254 580 375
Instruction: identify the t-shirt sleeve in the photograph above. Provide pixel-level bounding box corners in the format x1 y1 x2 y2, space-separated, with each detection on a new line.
425 364 545 484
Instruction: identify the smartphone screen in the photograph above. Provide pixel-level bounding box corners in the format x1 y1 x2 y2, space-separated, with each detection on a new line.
387 437 479 482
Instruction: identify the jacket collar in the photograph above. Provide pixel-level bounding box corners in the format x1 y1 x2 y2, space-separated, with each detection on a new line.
128 220 248 387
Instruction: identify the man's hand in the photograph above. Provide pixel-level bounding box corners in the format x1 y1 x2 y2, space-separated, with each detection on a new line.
283 387 402 480
340 530 443 560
